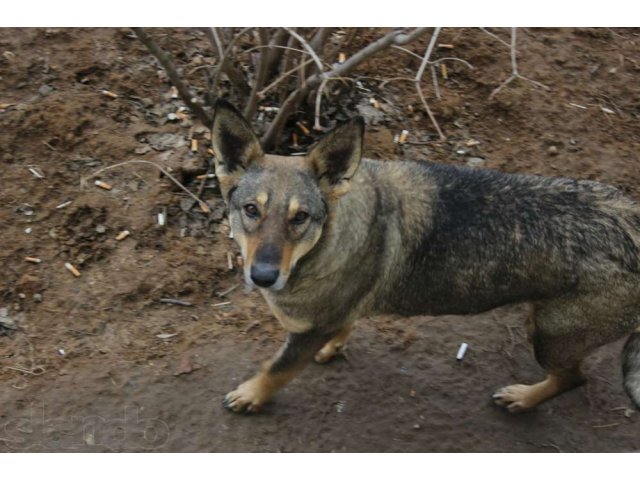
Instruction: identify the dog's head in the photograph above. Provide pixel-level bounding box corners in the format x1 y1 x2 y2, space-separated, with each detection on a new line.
211 100 364 291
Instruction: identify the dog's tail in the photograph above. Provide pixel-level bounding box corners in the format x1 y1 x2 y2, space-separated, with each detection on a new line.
622 327 640 409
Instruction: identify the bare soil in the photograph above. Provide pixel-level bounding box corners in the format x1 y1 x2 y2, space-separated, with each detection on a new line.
1 27 639 452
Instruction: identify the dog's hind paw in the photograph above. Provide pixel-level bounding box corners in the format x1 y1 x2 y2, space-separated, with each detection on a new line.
492 384 540 413
222 380 266 414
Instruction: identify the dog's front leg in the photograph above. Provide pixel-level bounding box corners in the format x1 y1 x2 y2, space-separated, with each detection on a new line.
223 329 332 413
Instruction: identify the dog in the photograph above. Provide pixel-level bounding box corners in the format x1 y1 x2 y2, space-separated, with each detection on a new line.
211 99 640 414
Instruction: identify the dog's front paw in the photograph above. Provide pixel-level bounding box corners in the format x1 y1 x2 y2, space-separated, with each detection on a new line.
222 378 266 414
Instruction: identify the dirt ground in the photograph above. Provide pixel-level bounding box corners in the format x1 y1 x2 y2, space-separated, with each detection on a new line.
1 28 639 452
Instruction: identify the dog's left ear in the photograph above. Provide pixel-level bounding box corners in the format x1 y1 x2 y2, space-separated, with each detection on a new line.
211 99 264 201
308 117 365 198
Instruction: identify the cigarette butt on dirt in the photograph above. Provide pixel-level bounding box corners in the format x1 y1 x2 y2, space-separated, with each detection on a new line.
115 230 130 241
438 43 455 49
399 130 409 144
196 173 215 180
191 139 198 153
28 167 44 179
0 103 15 110
25 256 42 264
441 63 449 79
100 89 118 99
199 201 210 213
456 342 469 361
94 180 112 191
207 148 215 156
175 110 188 121
369 98 380 109
338 52 346 64
64 262 81 277
56 200 72 209
393 134 400 144
169 86 178 99
296 121 310 136
228 228 234 239
227 251 234 270
157 212 166 226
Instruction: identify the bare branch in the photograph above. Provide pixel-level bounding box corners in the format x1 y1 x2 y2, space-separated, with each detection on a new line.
261 28 430 150
132 27 212 126
489 28 550 99
283 27 325 76
414 27 446 141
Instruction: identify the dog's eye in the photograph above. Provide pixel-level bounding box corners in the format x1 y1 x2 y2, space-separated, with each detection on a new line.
291 211 309 225
243 203 259 218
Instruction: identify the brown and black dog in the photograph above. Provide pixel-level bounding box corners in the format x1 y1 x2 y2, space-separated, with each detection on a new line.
211 100 640 414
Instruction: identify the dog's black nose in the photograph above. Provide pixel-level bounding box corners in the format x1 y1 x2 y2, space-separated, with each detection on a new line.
250 263 280 288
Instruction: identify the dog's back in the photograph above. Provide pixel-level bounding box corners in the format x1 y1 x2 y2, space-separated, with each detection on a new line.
359 160 640 317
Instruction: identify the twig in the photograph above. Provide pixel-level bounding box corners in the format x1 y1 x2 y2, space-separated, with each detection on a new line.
132 27 212 126
479 27 514 49
160 298 194 307
414 27 446 141
209 27 254 102
81 160 209 213
283 27 325 76
258 57 314 98
489 28 550 99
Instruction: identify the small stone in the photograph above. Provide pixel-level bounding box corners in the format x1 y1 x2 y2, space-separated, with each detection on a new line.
33 293 43 303
466 157 485 168
548 145 559 156
95 224 107 234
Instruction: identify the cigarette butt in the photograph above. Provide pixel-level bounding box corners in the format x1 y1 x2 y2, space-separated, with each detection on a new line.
227 251 234 270
0 103 15 109
456 342 469 361
191 139 198 153
100 90 118 99
399 130 409 144
25 257 42 264
338 52 346 63
169 86 178 98
94 180 112 190
296 121 310 136
207 148 215 156
175 111 188 121
56 200 72 209
438 43 454 49
196 173 216 180
28 167 44 179
393 134 400 144
228 228 234 239
441 63 448 79
116 230 130 241
369 98 380 109
157 212 166 226
199 201 210 213
64 262 81 277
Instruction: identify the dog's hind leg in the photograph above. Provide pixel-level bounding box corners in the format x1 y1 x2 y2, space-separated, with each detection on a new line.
314 322 355 364
223 329 333 413
494 299 591 413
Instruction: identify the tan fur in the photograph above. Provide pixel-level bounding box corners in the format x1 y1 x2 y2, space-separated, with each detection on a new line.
314 323 355 364
493 367 585 413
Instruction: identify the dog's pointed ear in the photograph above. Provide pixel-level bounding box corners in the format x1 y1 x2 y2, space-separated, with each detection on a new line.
307 117 365 198
211 100 263 200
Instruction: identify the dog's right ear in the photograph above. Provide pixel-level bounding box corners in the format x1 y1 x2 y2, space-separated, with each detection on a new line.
211 99 264 201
